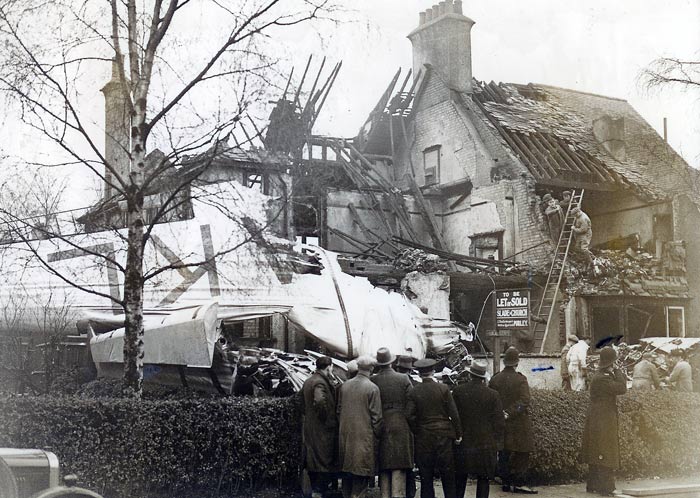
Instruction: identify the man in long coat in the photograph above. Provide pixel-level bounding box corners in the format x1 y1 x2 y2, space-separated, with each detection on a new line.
371 347 414 498
406 358 462 498
489 347 536 494
453 361 505 498
338 355 384 498
581 347 626 496
301 356 338 498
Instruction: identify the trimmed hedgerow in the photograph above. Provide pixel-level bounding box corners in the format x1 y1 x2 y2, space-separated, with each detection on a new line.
0 395 302 497
528 389 700 484
0 389 697 495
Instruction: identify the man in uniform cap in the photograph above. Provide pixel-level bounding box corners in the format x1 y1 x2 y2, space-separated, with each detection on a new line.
559 191 572 211
406 358 462 498
301 356 338 498
453 361 505 498
581 346 626 495
372 347 414 498
488 348 537 494
338 355 383 498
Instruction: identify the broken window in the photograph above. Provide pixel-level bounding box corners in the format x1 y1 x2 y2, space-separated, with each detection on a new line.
423 145 441 185
222 317 272 347
666 306 685 337
244 171 268 193
469 233 501 260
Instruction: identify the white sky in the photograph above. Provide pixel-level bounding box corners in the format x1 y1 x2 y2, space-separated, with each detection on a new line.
293 0 700 168
5 0 700 210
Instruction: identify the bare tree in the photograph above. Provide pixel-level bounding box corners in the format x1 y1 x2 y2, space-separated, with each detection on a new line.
0 0 336 396
640 57 700 92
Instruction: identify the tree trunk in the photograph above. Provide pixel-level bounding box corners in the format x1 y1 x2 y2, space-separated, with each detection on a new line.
123 184 145 396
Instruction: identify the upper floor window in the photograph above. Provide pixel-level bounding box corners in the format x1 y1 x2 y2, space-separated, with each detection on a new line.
423 145 441 186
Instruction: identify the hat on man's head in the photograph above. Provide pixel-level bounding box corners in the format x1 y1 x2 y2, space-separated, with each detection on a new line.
598 347 617 369
396 355 415 370
542 193 553 202
414 358 437 374
346 359 359 375
503 347 520 367
562 191 572 197
567 334 579 344
466 361 488 379
571 206 581 215
375 347 395 366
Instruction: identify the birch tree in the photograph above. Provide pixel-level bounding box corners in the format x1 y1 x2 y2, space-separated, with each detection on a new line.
0 0 335 396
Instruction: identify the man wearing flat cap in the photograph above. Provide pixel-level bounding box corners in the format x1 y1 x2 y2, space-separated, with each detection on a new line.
488 347 536 494
372 347 414 498
338 355 383 498
453 361 505 498
581 346 626 496
406 358 462 498
631 352 660 390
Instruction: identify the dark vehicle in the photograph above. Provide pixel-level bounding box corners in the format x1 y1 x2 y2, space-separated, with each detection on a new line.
0 449 102 498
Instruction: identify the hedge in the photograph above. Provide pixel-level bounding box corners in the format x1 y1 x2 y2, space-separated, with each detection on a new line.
0 395 302 497
0 390 698 495
528 389 700 483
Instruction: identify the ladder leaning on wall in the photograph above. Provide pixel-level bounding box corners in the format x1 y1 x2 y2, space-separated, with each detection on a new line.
533 189 585 353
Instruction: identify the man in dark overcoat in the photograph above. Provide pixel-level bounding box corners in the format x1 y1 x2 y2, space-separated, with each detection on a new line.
301 356 338 498
581 346 627 496
406 358 462 498
488 347 536 494
372 347 414 498
453 361 505 498
338 355 384 498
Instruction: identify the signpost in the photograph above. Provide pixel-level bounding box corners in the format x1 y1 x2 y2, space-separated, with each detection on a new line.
491 289 530 373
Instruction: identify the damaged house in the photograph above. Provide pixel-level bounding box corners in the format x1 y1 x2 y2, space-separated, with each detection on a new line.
292 0 700 354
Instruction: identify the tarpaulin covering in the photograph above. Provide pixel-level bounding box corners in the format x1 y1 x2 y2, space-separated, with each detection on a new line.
638 337 700 354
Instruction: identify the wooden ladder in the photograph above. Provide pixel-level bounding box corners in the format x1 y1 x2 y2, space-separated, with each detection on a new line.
534 189 585 353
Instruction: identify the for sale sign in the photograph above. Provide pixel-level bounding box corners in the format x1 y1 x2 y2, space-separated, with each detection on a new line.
494 289 530 330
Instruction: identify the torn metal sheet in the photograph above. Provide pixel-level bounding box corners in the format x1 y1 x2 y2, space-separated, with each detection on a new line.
90 301 219 367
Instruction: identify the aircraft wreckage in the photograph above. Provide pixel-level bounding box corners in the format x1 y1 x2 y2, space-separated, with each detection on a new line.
0 180 465 393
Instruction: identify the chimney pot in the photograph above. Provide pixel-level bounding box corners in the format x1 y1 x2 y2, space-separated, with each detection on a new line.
432 5 440 18
439 1 447 15
425 9 432 21
419 11 427 24
454 0 463 14
445 0 454 14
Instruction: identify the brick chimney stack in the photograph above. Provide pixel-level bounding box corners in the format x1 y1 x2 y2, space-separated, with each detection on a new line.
408 0 475 93
100 58 131 200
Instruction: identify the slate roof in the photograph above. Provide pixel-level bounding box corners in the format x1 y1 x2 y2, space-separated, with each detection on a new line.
471 80 696 201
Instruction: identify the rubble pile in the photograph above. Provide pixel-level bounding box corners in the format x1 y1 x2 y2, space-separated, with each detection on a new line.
565 248 679 296
393 248 447 273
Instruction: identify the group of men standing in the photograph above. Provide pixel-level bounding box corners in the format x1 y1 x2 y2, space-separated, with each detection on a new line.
560 335 695 393
301 346 538 498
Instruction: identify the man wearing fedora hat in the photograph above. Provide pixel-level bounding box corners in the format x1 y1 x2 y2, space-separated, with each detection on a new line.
371 347 415 498
489 347 536 494
453 361 505 498
406 358 462 498
581 346 626 496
